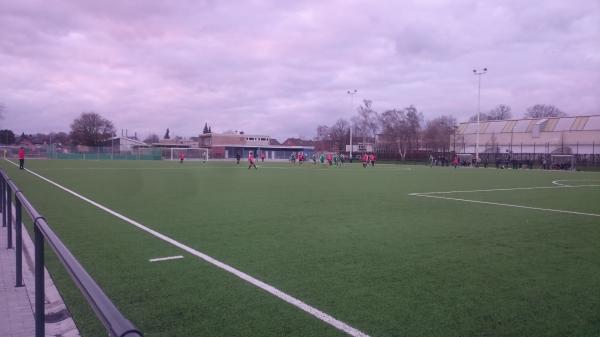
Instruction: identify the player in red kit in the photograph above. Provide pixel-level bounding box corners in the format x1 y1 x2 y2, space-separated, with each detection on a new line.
248 152 257 169
369 153 375 166
18 147 25 170
179 151 185 163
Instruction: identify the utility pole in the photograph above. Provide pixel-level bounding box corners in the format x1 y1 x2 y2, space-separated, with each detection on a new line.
472 68 487 162
347 89 358 160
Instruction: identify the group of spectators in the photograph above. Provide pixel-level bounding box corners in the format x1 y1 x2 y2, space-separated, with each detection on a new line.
428 153 575 171
494 156 534 169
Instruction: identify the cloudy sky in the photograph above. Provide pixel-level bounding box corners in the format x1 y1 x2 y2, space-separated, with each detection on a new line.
1 0 598 140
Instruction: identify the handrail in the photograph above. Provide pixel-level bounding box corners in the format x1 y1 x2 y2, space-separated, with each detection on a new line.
0 169 143 337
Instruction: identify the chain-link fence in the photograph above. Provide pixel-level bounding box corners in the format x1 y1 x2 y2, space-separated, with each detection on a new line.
1 145 162 160
374 141 600 169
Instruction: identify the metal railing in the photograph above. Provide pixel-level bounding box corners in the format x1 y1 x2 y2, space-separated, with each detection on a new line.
0 169 143 337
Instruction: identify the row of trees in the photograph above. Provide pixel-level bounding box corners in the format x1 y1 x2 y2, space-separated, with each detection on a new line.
0 111 179 146
0 112 116 146
316 101 567 158
0 102 567 151
468 104 566 122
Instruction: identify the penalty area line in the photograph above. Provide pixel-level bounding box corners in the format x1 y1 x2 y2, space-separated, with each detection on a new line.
411 193 600 217
3 159 370 337
408 184 600 196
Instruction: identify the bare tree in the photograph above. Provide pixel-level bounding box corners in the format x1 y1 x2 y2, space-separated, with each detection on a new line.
51 132 70 145
379 109 409 159
69 112 115 146
0 129 15 144
469 112 489 122
352 99 379 143
329 119 350 152
423 115 456 152
469 104 512 121
525 104 566 118
488 104 512 120
315 125 332 151
405 105 423 150
144 133 160 144
377 105 422 159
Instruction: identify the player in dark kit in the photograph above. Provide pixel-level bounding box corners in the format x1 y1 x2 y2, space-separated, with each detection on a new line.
236 153 241 164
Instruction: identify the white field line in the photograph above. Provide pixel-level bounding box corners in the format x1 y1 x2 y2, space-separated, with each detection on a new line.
551 180 571 187
31 165 412 172
412 193 600 217
408 184 600 196
552 179 600 187
149 255 184 262
4 160 370 337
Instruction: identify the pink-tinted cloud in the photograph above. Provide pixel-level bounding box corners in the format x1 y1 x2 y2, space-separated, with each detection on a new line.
1 0 598 140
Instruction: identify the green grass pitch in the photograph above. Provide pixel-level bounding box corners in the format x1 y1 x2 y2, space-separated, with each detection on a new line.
1 159 599 337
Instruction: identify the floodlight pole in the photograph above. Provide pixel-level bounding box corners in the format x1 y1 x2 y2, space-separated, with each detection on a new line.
347 89 358 160
473 68 487 162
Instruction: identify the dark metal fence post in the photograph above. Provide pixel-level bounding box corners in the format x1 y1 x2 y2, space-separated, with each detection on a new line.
34 221 45 337
1 176 5 227
15 196 23 287
6 183 12 249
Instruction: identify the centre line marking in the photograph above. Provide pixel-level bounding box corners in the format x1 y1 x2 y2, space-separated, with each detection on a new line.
4 160 370 337
149 255 184 262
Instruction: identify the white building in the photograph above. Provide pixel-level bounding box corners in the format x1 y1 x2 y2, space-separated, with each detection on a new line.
453 115 600 155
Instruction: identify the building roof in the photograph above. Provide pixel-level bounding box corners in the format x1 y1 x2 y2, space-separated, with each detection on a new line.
457 115 600 134
104 136 147 145
282 138 316 146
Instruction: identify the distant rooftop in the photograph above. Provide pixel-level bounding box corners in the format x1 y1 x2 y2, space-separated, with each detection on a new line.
457 114 600 134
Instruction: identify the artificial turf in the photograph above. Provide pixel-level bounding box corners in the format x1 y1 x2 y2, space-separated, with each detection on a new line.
1 159 599 337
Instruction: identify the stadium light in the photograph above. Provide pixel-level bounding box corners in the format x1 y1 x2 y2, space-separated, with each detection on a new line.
347 89 358 160
473 68 487 163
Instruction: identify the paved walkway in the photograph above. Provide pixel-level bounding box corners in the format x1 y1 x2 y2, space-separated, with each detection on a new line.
0 211 80 337
0 222 35 337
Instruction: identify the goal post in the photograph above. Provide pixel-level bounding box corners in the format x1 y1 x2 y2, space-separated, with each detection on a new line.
169 148 209 161
550 154 575 170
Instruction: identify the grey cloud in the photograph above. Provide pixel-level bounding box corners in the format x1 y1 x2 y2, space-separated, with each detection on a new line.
0 0 598 140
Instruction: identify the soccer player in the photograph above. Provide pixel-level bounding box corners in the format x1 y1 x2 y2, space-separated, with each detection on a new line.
260 152 265 162
319 153 325 165
369 153 376 167
312 153 317 164
326 153 333 166
179 151 185 164
18 147 25 170
236 153 241 165
362 153 369 168
248 152 257 169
